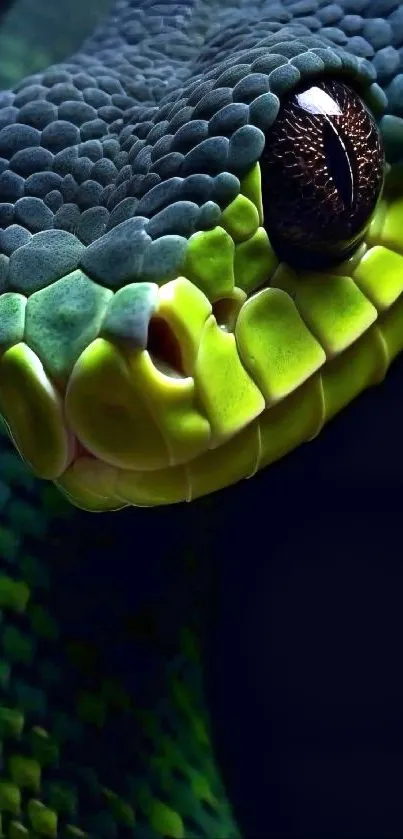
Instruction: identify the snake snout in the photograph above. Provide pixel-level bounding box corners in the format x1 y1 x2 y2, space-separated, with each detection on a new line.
0 32 403 511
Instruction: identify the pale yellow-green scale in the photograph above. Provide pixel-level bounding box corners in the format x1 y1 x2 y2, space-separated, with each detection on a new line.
2 162 403 510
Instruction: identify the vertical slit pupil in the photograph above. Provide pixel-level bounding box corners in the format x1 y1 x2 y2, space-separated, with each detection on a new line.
322 119 354 210
260 77 385 269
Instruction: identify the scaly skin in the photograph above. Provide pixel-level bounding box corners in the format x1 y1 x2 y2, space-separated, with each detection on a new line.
0 0 402 836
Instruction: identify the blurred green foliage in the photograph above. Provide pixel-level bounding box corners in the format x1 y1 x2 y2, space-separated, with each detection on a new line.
0 0 112 90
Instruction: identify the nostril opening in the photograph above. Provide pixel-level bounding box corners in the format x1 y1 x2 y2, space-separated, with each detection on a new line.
147 317 184 377
212 297 240 332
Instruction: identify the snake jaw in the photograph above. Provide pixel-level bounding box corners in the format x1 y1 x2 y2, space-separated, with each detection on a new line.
0 92 402 511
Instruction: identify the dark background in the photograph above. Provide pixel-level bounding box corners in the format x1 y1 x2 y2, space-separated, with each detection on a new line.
0 0 111 89
205 347 403 837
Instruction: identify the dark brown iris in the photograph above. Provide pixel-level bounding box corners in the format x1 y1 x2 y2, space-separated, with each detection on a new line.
261 78 385 270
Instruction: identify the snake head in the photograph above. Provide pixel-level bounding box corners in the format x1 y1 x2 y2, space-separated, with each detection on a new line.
0 33 401 510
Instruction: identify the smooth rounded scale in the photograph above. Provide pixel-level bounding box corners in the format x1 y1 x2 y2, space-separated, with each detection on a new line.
155 276 212 373
126 346 211 465
321 325 388 421
273 264 377 357
258 374 325 470
194 314 265 443
115 463 190 506
352 246 403 311
261 78 385 269
183 226 235 301
234 227 278 296
56 457 126 512
65 338 170 471
188 421 260 501
235 287 326 403
65 337 211 471
0 343 72 479
380 195 403 255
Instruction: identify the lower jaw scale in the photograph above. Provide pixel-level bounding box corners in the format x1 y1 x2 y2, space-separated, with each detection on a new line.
0 164 402 511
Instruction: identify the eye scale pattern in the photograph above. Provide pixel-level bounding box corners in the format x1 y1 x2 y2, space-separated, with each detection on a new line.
0 0 402 837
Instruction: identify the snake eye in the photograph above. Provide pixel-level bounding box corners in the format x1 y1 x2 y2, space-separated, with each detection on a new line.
261 78 385 270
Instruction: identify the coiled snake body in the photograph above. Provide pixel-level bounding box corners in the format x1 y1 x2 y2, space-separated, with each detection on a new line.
0 0 402 835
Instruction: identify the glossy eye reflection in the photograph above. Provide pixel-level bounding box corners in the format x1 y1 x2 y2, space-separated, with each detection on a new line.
261 78 385 270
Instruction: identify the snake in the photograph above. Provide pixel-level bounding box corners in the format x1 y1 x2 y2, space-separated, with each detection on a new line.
0 0 402 834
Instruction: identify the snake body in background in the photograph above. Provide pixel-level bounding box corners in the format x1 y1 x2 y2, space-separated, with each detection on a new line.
0 0 403 835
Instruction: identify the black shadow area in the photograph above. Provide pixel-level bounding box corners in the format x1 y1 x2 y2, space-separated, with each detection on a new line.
204 349 403 839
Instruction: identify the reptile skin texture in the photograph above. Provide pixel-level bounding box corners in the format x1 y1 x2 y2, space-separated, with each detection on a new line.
0 0 403 837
